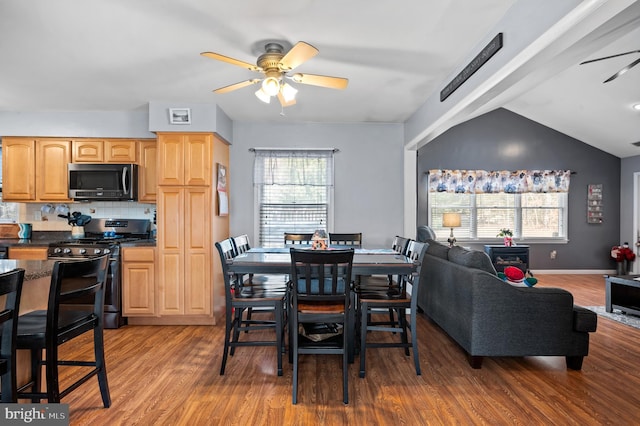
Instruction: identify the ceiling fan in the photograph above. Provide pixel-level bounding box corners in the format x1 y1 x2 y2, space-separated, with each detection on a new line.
201 41 348 107
579 49 640 83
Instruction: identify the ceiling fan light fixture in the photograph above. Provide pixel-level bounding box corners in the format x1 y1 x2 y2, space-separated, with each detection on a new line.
281 83 298 102
262 76 280 96
255 88 271 103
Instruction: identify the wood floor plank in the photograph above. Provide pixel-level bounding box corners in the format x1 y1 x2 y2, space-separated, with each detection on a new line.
44 274 640 424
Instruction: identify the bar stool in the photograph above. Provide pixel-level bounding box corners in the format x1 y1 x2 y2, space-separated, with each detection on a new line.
16 256 111 406
0 268 25 403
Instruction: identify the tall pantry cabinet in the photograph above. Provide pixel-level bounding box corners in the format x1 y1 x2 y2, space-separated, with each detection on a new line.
153 132 229 324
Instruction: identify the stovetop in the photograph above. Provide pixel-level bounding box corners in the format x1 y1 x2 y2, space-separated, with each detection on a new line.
48 235 151 257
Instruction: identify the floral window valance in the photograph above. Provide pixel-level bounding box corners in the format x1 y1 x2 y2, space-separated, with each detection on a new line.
428 169 571 193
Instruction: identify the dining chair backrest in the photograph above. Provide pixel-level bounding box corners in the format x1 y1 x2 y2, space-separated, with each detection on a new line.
284 233 314 246
232 234 251 256
215 239 237 300
402 241 427 292
392 236 412 255
50 255 110 326
290 248 354 301
0 268 25 403
329 233 362 248
218 238 237 262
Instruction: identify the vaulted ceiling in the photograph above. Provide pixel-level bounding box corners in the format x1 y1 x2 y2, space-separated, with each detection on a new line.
1 0 639 157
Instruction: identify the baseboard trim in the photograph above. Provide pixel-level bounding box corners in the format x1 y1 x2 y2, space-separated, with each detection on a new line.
532 269 614 275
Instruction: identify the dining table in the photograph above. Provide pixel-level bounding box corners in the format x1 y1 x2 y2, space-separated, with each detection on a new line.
224 247 419 363
226 247 418 277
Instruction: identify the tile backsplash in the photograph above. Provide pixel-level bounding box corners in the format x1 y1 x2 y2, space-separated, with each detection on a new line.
21 201 156 231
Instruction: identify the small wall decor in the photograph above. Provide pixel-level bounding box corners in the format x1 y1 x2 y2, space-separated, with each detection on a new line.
587 184 603 223
169 108 191 124
217 163 228 216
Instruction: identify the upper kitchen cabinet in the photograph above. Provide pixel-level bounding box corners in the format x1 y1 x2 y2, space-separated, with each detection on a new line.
72 139 136 163
36 139 72 201
2 137 71 202
2 138 36 201
137 140 157 202
157 133 212 186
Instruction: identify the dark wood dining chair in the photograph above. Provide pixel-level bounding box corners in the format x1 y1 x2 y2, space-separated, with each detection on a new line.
284 233 314 246
0 268 25 403
358 240 427 378
289 247 355 404
356 236 412 327
232 234 288 290
329 233 362 248
16 256 111 406
216 239 286 376
229 234 288 328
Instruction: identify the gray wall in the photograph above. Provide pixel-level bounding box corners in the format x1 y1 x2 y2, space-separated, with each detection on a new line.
621 155 640 250
417 108 620 270
0 110 153 138
229 121 405 249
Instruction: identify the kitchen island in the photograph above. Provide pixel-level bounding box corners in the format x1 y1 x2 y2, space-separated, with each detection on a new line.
0 259 56 390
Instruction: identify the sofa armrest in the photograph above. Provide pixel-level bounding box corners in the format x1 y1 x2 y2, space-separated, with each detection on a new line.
573 305 597 332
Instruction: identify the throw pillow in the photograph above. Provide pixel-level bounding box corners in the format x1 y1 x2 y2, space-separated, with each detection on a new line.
497 266 538 287
447 245 497 275
426 239 450 259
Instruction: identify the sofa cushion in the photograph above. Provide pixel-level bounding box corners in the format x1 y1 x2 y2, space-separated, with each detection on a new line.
573 305 597 332
448 246 497 275
426 239 450 259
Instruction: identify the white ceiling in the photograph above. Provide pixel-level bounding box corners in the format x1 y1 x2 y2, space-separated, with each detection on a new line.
1 0 639 157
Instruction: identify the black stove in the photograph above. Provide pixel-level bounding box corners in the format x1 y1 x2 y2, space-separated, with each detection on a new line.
47 218 152 329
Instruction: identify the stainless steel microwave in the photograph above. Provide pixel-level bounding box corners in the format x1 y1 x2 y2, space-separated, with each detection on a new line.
68 163 138 201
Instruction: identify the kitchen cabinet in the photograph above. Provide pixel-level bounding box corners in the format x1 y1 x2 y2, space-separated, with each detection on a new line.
1 138 36 201
72 139 105 162
122 247 156 316
72 139 136 163
157 186 211 316
137 140 157 202
1 137 71 202
36 139 72 201
8 246 48 260
157 133 211 186
145 132 229 325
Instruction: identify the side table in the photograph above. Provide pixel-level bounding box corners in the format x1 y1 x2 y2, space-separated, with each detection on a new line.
483 245 530 273
604 274 640 316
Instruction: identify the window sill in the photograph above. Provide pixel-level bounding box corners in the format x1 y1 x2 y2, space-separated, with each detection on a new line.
438 238 569 246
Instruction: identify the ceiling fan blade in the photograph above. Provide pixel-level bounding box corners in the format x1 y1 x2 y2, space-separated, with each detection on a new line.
201 52 262 72
579 49 640 65
290 73 348 90
279 42 319 71
603 57 640 83
213 79 261 94
277 92 296 107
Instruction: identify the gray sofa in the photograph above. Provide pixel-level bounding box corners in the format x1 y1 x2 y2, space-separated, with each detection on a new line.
417 239 597 369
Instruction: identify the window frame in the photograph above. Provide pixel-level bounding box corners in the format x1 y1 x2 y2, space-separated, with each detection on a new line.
253 149 335 247
428 191 569 245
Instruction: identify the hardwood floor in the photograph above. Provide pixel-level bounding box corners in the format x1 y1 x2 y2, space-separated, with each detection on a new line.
53 274 640 425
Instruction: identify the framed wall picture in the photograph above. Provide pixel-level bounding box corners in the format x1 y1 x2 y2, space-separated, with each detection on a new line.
169 108 191 124
217 163 229 216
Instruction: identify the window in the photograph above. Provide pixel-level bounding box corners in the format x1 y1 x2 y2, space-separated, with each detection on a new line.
253 149 334 247
428 169 570 243
429 191 567 242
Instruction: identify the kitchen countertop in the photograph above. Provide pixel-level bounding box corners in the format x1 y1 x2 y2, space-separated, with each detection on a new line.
0 234 156 248
0 259 56 281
